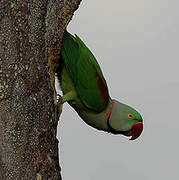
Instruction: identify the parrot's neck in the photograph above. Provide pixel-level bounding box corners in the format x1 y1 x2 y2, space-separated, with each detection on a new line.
74 99 114 132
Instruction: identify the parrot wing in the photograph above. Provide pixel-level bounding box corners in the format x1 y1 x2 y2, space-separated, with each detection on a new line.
61 31 109 112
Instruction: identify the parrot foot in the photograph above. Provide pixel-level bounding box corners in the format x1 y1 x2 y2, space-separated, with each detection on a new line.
56 94 63 120
57 94 62 103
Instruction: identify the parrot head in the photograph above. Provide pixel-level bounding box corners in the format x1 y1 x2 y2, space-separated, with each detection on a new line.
106 100 143 140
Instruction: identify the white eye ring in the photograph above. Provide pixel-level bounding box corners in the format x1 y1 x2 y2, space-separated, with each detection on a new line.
128 114 134 119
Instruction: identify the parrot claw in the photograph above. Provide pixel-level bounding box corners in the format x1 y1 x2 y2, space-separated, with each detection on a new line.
57 94 62 103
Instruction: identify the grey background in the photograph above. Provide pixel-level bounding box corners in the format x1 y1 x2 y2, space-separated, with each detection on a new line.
56 0 179 179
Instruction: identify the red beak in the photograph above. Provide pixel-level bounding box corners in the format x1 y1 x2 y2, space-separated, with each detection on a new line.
130 122 143 140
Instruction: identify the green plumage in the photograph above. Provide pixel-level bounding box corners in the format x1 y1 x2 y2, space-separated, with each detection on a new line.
56 31 143 140
60 31 109 112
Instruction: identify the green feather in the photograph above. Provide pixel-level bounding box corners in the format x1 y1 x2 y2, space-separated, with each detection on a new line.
61 31 109 112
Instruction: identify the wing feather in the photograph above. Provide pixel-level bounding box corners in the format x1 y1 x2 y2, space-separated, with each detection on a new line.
61 31 109 112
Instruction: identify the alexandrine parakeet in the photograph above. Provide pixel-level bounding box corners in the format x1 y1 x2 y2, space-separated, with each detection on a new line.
56 31 143 140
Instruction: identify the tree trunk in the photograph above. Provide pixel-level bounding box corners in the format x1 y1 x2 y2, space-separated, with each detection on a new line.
0 0 81 179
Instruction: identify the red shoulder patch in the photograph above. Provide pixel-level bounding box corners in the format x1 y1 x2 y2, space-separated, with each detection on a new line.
96 71 109 105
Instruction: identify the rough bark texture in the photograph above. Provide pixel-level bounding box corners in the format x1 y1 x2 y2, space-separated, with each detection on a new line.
0 0 81 179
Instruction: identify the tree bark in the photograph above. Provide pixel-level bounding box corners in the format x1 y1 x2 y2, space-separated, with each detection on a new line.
0 0 81 179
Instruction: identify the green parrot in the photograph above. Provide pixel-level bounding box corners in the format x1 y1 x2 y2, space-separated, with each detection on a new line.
56 31 143 140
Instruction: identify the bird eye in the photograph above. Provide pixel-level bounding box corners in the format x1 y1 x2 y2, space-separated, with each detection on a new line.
128 114 134 119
